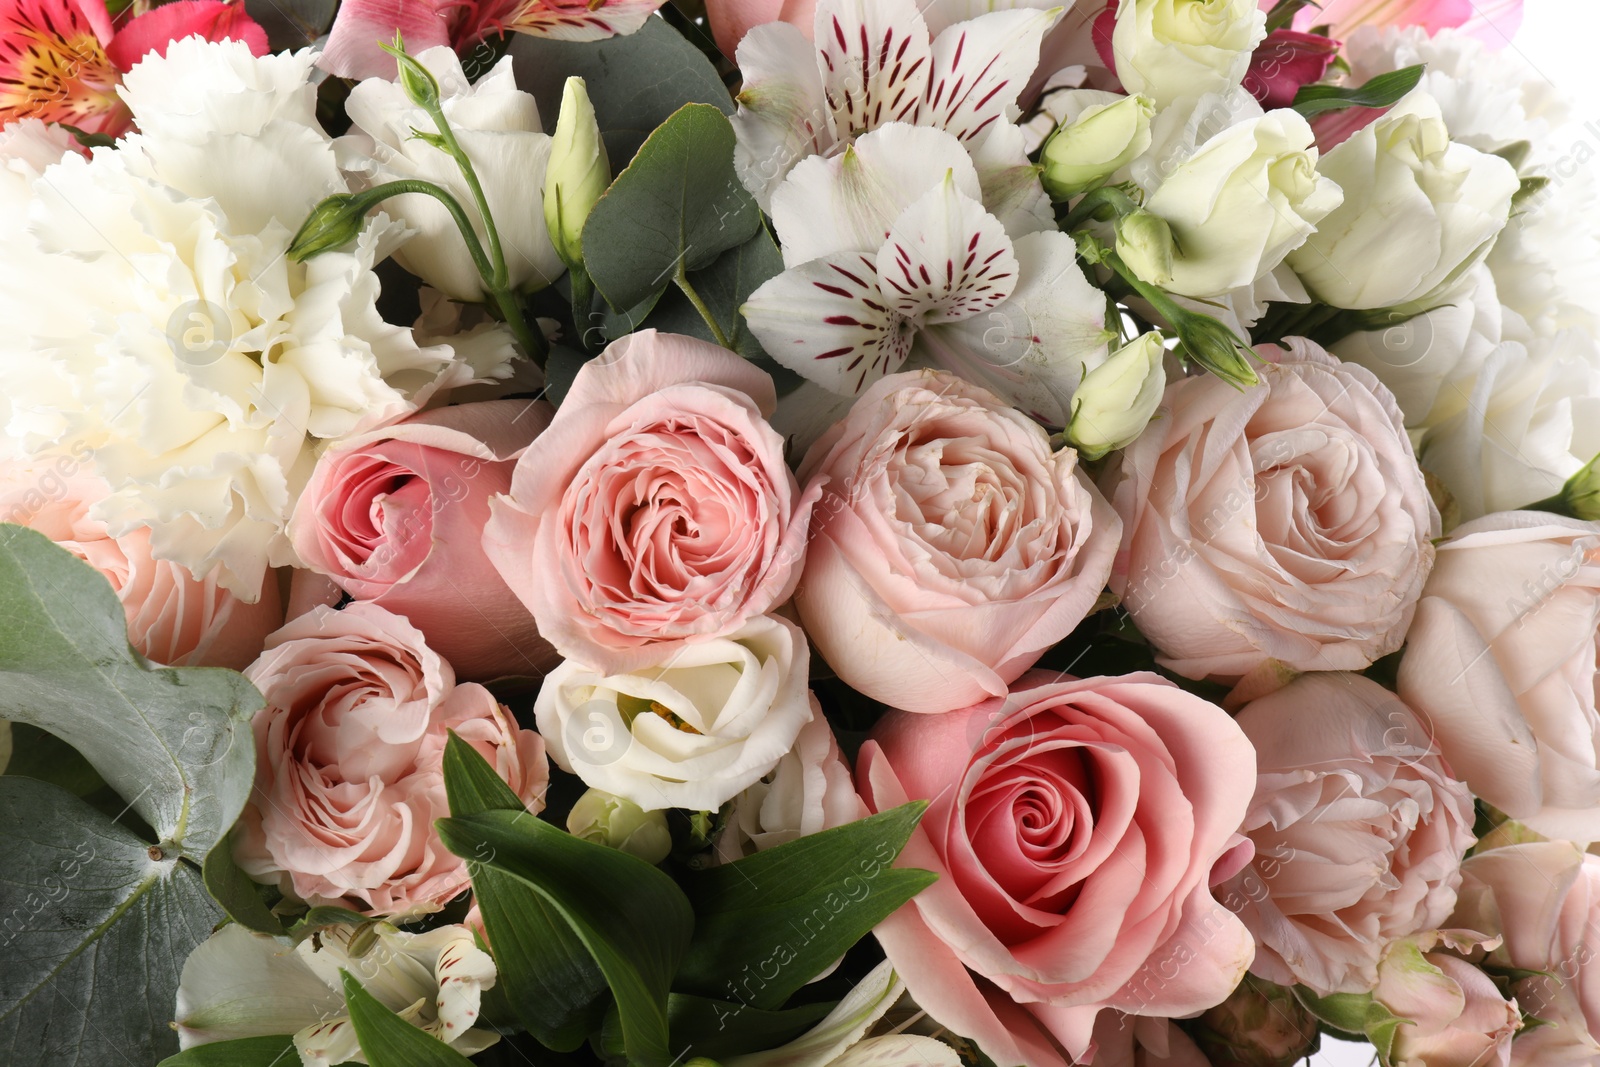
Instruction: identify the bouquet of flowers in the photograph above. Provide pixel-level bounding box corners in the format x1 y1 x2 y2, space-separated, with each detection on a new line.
0 0 1595 1064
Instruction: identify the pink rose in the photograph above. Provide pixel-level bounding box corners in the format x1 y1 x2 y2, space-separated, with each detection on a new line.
1372 932 1518 1067
1104 338 1438 682
288 399 558 681
0 451 281 669
1451 843 1600 1064
1221 673 1476 995
485 331 816 674
1396 512 1600 842
795 370 1119 715
858 671 1256 1066
235 602 547 915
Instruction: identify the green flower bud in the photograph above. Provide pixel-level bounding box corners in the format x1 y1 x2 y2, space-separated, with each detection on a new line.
288 193 369 260
383 36 441 111
566 789 672 864
1115 208 1176 290
1174 309 1259 389
543 77 611 271
1067 332 1167 460
1040 93 1154 200
1555 451 1600 521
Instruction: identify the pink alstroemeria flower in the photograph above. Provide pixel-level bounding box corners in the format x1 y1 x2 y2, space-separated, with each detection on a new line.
0 0 266 136
1272 0 1523 47
318 0 668 81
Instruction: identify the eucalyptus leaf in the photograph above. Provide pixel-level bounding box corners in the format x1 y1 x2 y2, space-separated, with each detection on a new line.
1292 65 1425 118
156 1034 298 1066
509 17 733 164
643 225 787 361
0 525 262 859
243 0 335 52
437 808 695 1067
0 776 222 1066
341 970 476 1066
674 803 935 1010
582 103 762 314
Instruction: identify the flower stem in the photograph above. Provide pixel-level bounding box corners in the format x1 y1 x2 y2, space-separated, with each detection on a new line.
675 264 733 350
1060 184 1141 232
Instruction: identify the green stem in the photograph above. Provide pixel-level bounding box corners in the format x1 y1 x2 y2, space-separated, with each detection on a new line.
1060 185 1141 232
675 264 732 350
424 107 510 292
355 179 497 285
569 266 596 350
490 287 547 366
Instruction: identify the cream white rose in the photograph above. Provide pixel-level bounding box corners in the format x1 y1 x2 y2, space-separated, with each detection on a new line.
339 46 564 301
1040 91 1154 199
1134 108 1343 298
1288 91 1520 311
1110 0 1267 110
536 614 814 812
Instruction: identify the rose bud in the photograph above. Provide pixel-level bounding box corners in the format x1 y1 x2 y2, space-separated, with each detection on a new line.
1190 976 1319 1067
1040 91 1154 200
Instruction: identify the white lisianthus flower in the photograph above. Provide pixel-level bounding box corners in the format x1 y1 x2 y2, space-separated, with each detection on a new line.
1288 90 1521 311
729 0 1060 210
536 614 815 813
338 46 565 302
1130 108 1342 298
742 122 1111 425
174 922 499 1066
1110 0 1267 110
0 41 507 600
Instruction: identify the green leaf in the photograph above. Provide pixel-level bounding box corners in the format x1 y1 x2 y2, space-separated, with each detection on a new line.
542 343 598 408
674 802 936 1010
287 904 373 940
1293 987 1376 1036
0 776 223 1066
667 994 834 1060
437 809 695 1067
242 0 336 52
0 525 262 859
641 225 790 361
443 730 527 815
201 831 285 936
1292 65 1425 118
582 103 763 314
156 1034 298 1066
508 17 733 164
1264 0 1317 33
341 970 476 1066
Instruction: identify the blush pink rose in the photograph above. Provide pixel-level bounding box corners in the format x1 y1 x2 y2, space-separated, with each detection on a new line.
858 670 1256 1067
1104 338 1438 682
0 451 281 668
1451 843 1600 1064
484 330 816 674
287 399 558 681
1372 932 1518 1067
1220 672 1476 996
795 370 1119 715
235 602 548 915
1396 512 1600 843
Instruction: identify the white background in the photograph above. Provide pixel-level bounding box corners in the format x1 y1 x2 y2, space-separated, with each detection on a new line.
1289 7 1589 1066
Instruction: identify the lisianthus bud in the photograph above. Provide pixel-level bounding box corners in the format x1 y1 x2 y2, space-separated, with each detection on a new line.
1533 451 1600 521
544 76 610 270
566 788 673 864
1068 332 1167 460
288 193 368 260
1040 93 1154 200
1116 208 1175 288
1173 310 1258 388
1190 976 1319 1067
385 38 442 111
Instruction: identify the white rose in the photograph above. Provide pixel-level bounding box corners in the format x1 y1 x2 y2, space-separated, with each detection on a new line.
175 922 499 1065
1110 0 1267 110
1288 90 1521 311
1133 108 1342 298
536 614 814 812
1039 91 1154 199
714 708 866 863
339 47 564 301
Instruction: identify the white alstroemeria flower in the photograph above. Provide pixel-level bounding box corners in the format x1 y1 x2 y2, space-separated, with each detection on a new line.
727 959 960 1067
174 922 499 1066
741 124 1110 424
730 0 1061 210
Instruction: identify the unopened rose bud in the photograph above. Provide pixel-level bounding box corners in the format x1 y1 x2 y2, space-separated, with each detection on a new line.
1067 332 1167 460
566 788 672 864
544 77 610 271
1191 975 1320 1067
1040 93 1154 200
1115 208 1176 290
288 193 368 260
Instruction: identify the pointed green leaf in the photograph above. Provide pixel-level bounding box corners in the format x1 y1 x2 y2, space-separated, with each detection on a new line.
341 969 475 1066
0 776 223 1065
581 103 762 313
437 809 694 1067
1293 987 1376 1036
201 831 286 936
1293 65 1425 118
674 802 936 1010
442 730 526 816
667 994 834 1060
156 1035 297 1066
0 525 262 859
